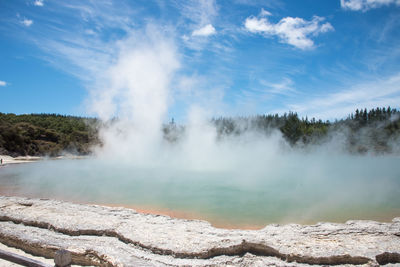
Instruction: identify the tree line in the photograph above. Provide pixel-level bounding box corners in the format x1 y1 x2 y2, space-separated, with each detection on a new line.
1 107 399 156
0 113 100 156
165 106 400 154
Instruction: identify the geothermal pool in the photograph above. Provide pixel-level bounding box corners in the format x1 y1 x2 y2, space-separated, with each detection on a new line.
1 155 400 228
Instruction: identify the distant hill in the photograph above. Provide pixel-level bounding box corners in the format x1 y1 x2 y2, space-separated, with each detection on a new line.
0 113 100 157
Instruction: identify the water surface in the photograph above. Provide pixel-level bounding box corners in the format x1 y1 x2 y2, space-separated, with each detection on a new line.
1 155 399 228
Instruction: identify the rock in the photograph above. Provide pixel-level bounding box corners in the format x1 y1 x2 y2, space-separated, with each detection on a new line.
0 196 399 266
54 249 71 267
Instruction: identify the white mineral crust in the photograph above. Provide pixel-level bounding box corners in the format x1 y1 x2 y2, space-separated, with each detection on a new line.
0 196 399 266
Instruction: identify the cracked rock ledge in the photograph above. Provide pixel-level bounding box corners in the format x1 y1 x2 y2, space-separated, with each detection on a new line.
0 196 399 266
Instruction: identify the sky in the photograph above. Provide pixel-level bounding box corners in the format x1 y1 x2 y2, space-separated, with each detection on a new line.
0 0 400 121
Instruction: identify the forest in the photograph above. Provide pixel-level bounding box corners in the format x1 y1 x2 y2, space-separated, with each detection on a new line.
1 107 399 156
0 113 100 156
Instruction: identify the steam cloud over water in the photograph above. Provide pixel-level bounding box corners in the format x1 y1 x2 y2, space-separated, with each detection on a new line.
89 26 180 164
1 27 400 227
89 27 293 169
75 27 400 225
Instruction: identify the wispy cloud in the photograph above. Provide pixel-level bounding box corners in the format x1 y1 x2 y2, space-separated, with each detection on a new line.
177 0 220 50
58 1 134 32
244 10 333 50
260 77 296 96
234 0 285 9
179 0 218 27
231 77 297 116
15 1 137 80
340 0 400 11
259 8 272 17
286 73 400 119
33 0 44 7
21 18 33 27
192 24 216 37
0 80 7 87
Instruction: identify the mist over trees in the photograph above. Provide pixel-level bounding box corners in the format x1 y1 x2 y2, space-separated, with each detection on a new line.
166 107 400 154
0 107 399 157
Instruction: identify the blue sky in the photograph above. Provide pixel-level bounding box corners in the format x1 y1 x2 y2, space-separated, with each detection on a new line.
1 0 400 121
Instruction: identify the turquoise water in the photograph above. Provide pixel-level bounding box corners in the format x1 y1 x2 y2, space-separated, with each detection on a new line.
1 155 399 227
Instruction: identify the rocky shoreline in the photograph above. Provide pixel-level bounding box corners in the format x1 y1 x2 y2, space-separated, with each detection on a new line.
0 196 399 266
0 155 88 167
0 155 43 165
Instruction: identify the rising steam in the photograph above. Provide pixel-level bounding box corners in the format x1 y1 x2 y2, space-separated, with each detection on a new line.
88 26 293 170
89 26 180 164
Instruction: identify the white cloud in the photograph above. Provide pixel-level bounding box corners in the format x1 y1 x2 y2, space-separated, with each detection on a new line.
286 73 400 120
192 24 216 37
0 81 7 87
34 0 44 7
340 0 400 11
21 18 33 27
244 11 333 50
